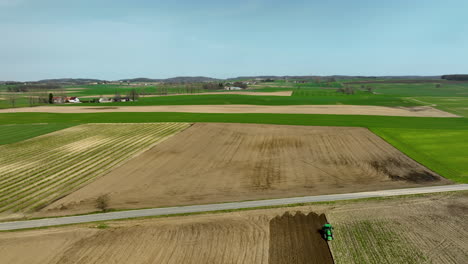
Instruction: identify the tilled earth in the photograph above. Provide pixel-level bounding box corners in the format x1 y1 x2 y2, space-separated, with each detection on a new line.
269 211 333 264
38 123 451 217
1 192 466 264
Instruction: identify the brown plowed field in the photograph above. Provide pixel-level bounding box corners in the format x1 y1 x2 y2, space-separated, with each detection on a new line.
0 211 334 264
38 123 451 217
269 212 333 264
1 192 466 264
0 104 459 117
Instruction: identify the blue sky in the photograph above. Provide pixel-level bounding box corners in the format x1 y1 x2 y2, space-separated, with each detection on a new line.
1 0 467 81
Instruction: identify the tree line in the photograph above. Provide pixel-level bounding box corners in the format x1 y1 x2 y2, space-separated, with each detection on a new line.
7 84 61 93
441 75 468 81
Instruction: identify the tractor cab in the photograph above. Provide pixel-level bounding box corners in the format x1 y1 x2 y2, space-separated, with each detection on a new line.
322 223 334 241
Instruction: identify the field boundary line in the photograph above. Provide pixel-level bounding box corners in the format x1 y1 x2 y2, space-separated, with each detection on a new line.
0 184 467 231
404 97 436 106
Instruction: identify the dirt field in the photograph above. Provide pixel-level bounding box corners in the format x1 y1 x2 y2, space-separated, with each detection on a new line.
38 123 451 217
1 192 466 264
0 104 458 117
269 212 333 264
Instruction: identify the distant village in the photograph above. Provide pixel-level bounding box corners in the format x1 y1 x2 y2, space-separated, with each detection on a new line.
53 95 136 104
52 96 81 104
1 78 289 107
48 80 256 104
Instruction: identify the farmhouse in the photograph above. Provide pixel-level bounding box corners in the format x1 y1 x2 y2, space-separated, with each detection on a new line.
99 97 112 103
98 97 133 103
66 97 81 103
53 96 81 104
225 86 243 90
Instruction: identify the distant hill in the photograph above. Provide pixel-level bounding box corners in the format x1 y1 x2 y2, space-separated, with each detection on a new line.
2 75 450 85
378 76 442 80
35 78 108 85
164 76 220 83
441 74 468 81
227 76 286 81
119 78 162 83
120 76 220 83
0 81 23 85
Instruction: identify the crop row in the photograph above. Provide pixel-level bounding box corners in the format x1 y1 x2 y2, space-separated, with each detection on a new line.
0 123 190 213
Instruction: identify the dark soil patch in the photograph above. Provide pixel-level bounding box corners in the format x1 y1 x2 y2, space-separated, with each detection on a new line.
255 137 303 150
369 158 441 183
252 160 281 190
446 202 468 216
269 211 334 264
250 138 301 190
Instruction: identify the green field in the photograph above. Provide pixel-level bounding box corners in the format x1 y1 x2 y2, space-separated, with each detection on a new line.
64 84 147 97
373 128 468 183
63 84 206 97
0 96 36 109
0 124 76 145
63 93 419 107
408 97 468 117
47 80 468 110
1 112 468 128
0 123 189 213
348 82 468 97
3 80 467 110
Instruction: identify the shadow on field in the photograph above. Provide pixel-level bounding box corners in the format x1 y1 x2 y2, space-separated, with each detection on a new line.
268 211 334 264
369 157 441 183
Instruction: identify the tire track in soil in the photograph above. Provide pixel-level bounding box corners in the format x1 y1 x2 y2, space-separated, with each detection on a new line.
269 211 334 264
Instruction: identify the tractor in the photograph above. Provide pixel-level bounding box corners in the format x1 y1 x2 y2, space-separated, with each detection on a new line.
322 223 334 241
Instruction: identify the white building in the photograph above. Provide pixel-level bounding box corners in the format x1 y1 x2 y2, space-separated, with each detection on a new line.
67 97 81 103
225 86 243 90
99 97 112 103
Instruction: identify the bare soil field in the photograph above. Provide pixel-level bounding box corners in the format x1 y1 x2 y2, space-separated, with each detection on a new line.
38 123 451 217
269 212 333 264
0 104 459 117
1 192 466 264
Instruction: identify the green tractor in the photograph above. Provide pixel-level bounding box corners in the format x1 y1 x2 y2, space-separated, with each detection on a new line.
322 223 334 241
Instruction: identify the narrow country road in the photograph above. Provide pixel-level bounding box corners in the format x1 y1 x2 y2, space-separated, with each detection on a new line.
1 184 467 231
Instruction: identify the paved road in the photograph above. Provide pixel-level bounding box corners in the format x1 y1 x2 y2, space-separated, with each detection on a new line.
1 184 467 231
